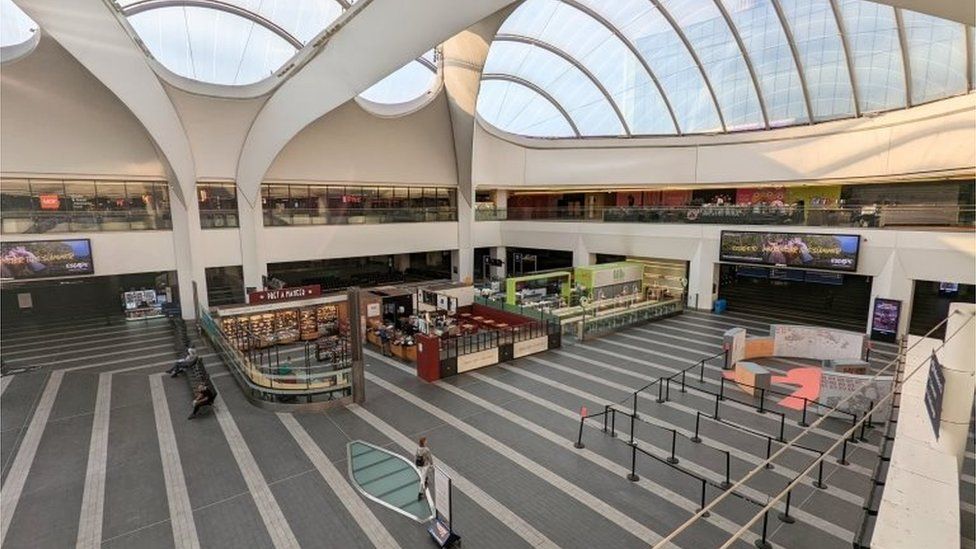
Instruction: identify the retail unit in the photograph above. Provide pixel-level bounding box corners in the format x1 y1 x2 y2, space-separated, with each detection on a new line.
505 271 572 309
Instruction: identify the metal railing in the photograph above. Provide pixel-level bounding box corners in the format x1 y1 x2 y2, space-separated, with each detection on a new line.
263 207 457 226
576 299 683 340
472 295 560 324
439 319 557 360
476 204 976 229
1 210 173 234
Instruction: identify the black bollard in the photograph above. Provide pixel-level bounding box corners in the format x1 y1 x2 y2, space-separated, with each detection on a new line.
778 414 786 442
627 443 639 481
719 376 725 401
778 489 796 524
664 377 671 402
838 439 850 466
633 392 639 420
765 437 775 470
754 509 773 549
758 388 766 414
691 412 702 443
681 370 687 393
603 404 609 433
714 394 721 420
574 416 585 449
610 407 617 438
656 381 665 404
849 413 859 444
813 458 827 489
721 451 731 489
799 397 809 427
667 430 679 464
699 479 710 518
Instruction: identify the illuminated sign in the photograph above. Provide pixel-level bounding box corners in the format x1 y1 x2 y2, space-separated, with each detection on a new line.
720 231 860 272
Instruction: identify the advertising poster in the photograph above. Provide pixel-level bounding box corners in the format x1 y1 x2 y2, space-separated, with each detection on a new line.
1 239 94 280
870 298 901 343
720 231 860 272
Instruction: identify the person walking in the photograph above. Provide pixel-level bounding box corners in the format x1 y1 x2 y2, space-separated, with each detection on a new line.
415 437 433 500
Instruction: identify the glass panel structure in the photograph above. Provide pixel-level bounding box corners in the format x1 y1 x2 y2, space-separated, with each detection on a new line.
0 0 37 48
118 0 347 86
477 0 972 138
359 50 440 105
261 183 457 226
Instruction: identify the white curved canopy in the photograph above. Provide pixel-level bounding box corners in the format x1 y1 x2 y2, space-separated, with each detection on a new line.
477 0 976 138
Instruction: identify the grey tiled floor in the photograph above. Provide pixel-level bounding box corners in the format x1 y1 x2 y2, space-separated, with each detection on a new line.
0 310 909 548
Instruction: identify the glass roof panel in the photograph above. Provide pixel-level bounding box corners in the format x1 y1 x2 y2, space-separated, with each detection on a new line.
839 0 906 112
777 0 855 121
484 41 623 136
586 0 722 132
1 0 38 49
478 0 973 138
128 6 296 86
901 9 967 105
476 79 577 137
720 0 808 127
659 0 763 130
359 52 438 106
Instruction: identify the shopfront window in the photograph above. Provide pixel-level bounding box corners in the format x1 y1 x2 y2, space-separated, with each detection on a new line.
0 178 172 234
260 183 458 226
197 182 238 229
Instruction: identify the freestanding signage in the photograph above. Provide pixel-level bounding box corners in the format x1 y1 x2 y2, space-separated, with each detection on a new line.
428 466 460 547
870 298 902 343
247 284 321 304
924 352 946 439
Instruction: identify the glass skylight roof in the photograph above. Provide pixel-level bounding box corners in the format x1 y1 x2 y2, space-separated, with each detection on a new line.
477 0 976 138
1 0 38 49
359 49 440 106
116 0 348 86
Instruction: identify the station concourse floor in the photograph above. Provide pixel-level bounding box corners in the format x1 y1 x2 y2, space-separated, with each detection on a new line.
1 309 972 549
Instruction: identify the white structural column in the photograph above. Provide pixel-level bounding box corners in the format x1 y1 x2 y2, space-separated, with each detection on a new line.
939 303 976 467
76 373 112 548
149 375 201 549
867 251 915 336
572 238 592 268
442 7 516 284
686 239 717 311
169 184 209 318
237 193 267 293
277 414 401 549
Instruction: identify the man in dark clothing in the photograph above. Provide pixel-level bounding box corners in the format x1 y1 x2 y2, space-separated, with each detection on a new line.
188 382 215 419
167 346 198 377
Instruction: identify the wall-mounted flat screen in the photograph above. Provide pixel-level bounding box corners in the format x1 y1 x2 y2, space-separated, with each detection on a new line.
720 231 860 272
1 239 94 280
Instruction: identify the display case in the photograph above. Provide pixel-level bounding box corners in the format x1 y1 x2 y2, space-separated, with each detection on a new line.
300 308 317 341
250 313 275 348
276 310 299 344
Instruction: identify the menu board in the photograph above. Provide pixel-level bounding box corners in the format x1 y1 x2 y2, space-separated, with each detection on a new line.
720 231 859 272
1 239 94 280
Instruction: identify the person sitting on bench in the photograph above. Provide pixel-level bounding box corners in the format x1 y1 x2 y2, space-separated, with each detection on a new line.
167 347 198 377
188 382 215 419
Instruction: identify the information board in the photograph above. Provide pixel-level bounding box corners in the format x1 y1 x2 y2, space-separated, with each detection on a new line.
434 466 451 524
870 298 901 343
720 231 860 272
924 352 945 439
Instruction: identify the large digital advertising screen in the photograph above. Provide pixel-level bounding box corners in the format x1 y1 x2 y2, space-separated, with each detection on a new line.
1 239 94 280
720 231 860 272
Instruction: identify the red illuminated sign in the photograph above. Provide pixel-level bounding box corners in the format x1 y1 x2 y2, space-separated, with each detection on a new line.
247 284 321 304
39 194 61 210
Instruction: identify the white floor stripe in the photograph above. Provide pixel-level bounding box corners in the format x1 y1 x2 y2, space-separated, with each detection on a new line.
346 405 560 549
4 341 174 368
364 369 666 546
212 396 299 549
961 500 975 514
0 322 166 348
0 376 13 397
503 360 868 504
3 334 173 362
150 375 200 549
0 370 64 545
277 414 401 549
76 373 112 548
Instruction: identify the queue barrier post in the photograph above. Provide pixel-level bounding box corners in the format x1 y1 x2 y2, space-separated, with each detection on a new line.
778 414 786 442
700 358 706 383
838 439 850 466
699 479 710 518
799 397 809 427
719 376 726 401
778 488 796 524
813 457 827 489
681 370 687 393
574 416 585 449
627 443 639 482
602 404 609 433
691 412 702 443
867 401 874 428
754 509 773 549
849 413 859 444
721 450 732 489
633 392 639 420
667 430 679 464
610 407 617 438
758 388 766 414
765 437 775 470
656 381 665 404
629 411 636 445
664 377 671 402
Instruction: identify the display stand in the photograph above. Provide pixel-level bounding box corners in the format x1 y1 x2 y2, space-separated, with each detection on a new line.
428 467 460 547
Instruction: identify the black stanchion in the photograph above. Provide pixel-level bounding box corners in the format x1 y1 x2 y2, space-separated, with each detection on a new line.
633 392 639 420
699 479 710 517
754 509 773 549
627 443 639 482
765 437 775 470
664 377 671 402
859 417 869 442
574 417 585 449
656 381 665 404
610 408 617 438
867 401 874 428
603 405 609 433
838 439 850 466
849 413 859 444
714 394 721 420
719 376 726 401
691 412 702 443
758 388 766 414
680 370 687 393
778 489 796 524
799 397 809 427
813 458 827 489
629 412 636 445
667 430 679 464
721 451 731 489
778 414 786 442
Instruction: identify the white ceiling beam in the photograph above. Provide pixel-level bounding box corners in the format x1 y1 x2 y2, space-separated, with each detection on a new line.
13 0 197 202
869 0 973 26
235 0 518 204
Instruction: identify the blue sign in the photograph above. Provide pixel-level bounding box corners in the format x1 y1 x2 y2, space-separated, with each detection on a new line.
924 352 946 439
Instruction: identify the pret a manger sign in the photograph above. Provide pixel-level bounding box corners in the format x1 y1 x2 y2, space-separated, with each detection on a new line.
248 284 321 304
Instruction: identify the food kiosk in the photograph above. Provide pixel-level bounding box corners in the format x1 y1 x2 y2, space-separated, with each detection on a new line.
505 271 573 309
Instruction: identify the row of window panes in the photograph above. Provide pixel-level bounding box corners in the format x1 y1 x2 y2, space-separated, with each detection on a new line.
198 183 239 229
261 184 458 225
1 178 172 233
